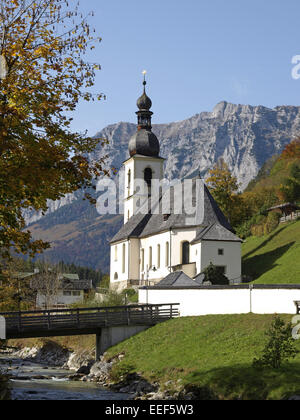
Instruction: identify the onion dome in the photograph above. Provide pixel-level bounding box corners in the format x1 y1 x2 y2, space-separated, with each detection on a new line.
128 72 160 158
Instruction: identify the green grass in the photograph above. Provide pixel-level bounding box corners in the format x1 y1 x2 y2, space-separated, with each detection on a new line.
106 314 300 400
242 220 300 284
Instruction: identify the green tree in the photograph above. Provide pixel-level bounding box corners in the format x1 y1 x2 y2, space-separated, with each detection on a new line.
0 0 108 264
253 316 298 369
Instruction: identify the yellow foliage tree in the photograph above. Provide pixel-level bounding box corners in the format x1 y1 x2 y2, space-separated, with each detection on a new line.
0 0 108 263
206 159 241 225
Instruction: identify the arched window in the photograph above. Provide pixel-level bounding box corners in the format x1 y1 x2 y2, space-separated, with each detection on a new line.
141 249 145 271
122 244 126 273
157 244 161 269
165 242 169 267
149 246 153 268
114 272 118 281
127 170 131 197
114 246 118 262
144 168 152 196
182 241 190 265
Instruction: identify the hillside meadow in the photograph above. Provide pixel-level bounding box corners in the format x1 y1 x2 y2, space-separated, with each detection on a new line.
242 219 300 284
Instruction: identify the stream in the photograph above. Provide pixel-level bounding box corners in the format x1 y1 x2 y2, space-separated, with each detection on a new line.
0 354 130 401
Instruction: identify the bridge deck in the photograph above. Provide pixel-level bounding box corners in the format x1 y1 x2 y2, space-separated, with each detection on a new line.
0 304 179 339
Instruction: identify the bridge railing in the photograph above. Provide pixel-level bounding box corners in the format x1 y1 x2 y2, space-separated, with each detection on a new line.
0 304 180 335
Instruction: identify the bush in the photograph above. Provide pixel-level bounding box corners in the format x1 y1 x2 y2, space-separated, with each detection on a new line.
202 263 229 285
264 212 281 235
109 362 135 382
253 316 298 369
122 288 138 304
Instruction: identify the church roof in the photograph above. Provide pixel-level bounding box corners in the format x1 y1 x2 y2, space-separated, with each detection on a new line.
111 178 241 244
191 223 242 244
155 271 197 287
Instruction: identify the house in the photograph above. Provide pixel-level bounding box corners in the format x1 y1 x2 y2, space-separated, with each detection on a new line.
267 203 300 223
110 77 242 291
31 273 93 309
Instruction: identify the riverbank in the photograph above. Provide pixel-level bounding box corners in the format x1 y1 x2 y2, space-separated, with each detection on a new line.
0 350 130 400
6 314 300 400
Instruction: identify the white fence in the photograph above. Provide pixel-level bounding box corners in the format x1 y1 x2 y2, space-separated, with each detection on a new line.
139 285 300 317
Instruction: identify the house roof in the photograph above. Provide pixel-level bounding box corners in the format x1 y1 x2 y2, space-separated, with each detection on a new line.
267 203 300 212
191 223 242 244
155 271 197 287
111 178 238 243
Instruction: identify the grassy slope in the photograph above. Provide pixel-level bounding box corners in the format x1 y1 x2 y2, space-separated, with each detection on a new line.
106 314 300 400
242 220 300 284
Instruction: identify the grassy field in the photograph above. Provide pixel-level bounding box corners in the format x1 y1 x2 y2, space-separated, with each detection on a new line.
242 219 300 284
106 314 300 400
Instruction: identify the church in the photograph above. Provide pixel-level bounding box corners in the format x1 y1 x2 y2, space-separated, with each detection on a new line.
110 77 242 291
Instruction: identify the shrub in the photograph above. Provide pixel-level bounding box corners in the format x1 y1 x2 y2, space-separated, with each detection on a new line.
253 316 298 369
202 263 229 285
264 212 280 235
109 362 136 382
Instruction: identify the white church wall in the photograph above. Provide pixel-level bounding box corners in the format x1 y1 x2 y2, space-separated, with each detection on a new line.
200 241 242 283
140 231 171 282
170 229 197 267
110 241 129 285
123 156 164 223
139 286 300 316
129 238 140 281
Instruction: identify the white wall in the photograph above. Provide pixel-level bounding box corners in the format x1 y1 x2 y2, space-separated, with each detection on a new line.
200 241 242 283
139 287 300 316
110 241 129 285
36 290 84 308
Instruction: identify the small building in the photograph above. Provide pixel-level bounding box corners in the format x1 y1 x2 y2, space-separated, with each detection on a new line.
31 273 93 309
267 203 300 223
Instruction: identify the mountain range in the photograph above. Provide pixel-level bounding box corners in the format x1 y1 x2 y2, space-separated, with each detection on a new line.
26 101 300 272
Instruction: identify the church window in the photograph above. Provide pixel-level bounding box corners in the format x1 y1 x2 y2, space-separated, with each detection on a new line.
122 244 126 273
165 242 169 267
141 249 145 271
218 249 224 256
149 246 153 268
114 246 118 262
182 242 190 265
144 168 152 196
128 210 130 221
114 272 118 281
157 244 161 269
127 170 131 197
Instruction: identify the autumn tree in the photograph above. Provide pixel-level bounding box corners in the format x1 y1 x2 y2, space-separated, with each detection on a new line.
0 0 108 264
206 159 241 225
281 138 300 160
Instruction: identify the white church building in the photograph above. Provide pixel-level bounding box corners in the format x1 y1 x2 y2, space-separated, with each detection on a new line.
110 78 242 291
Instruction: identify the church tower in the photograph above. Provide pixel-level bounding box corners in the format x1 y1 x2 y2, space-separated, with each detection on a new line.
123 73 164 224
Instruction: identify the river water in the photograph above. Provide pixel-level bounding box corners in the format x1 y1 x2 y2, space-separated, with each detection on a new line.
0 354 130 401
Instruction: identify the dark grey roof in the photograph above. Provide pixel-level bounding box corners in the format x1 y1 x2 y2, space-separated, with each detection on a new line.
155 271 197 287
128 129 160 157
191 223 242 244
111 178 240 243
194 273 206 285
267 203 300 211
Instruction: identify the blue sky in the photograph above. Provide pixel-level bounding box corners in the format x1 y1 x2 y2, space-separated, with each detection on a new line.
72 0 300 135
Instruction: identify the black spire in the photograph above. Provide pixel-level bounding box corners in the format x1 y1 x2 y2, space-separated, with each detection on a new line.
136 72 153 129
128 72 160 158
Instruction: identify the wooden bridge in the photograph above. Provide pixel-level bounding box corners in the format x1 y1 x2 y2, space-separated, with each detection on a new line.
0 304 179 358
